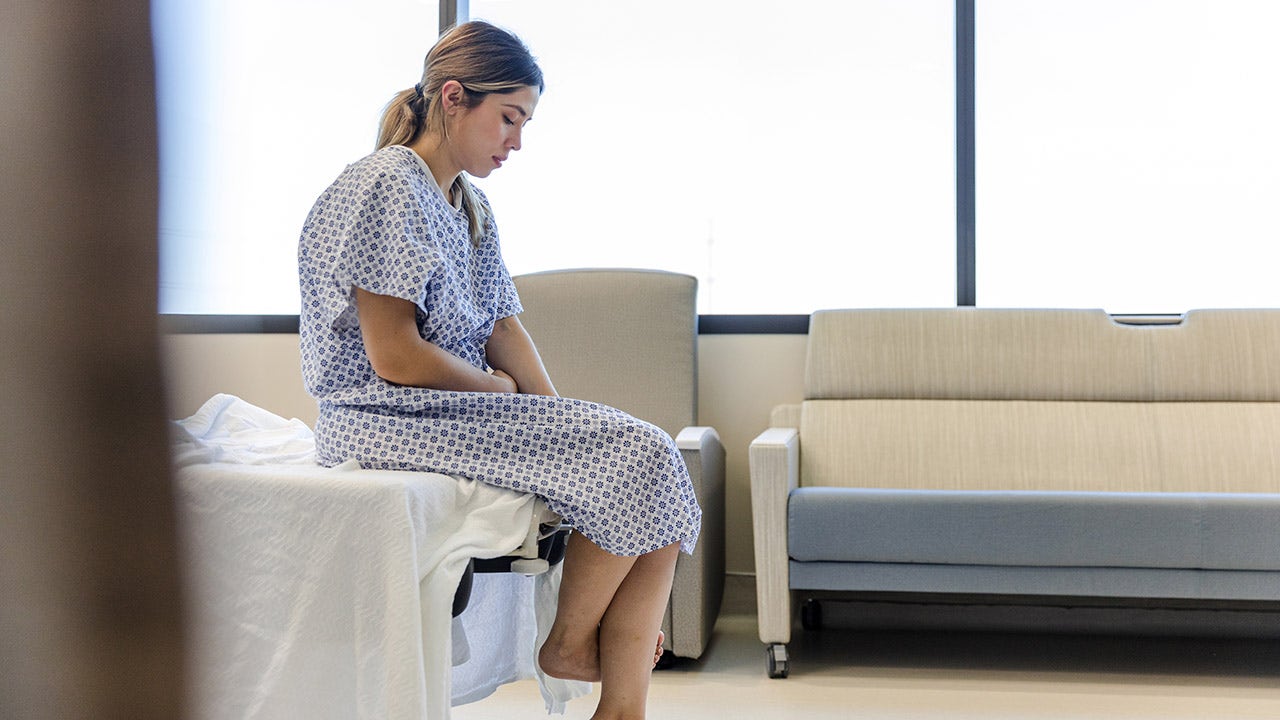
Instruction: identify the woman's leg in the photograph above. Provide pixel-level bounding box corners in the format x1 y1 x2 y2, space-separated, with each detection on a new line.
539 534 680 718
539 534 637 681
592 542 679 720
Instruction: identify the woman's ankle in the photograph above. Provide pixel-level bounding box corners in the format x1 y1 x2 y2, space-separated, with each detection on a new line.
538 628 601 682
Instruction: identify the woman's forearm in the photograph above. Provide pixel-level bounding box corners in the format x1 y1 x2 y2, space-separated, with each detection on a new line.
486 315 558 397
355 287 515 393
381 337 517 392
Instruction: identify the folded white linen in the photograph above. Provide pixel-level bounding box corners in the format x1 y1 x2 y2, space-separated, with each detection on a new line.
171 392 318 467
174 394 589 720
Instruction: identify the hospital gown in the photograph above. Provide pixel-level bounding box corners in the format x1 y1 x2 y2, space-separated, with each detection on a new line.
297 145 700 556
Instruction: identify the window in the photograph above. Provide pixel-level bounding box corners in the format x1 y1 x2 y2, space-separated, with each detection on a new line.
155 1 1278 319
469 0 956 313
976 0 1280 311
153 0 438 314
152 1 956 316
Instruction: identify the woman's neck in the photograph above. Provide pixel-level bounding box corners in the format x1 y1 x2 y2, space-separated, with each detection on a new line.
406 134 460 202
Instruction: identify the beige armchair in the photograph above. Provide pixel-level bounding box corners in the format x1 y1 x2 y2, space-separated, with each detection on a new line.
512 268 726 662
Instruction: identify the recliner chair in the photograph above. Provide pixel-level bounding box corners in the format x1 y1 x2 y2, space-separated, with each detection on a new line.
512 268 726 663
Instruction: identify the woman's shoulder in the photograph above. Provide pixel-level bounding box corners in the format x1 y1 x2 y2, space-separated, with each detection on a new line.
322 146 423 196
343 145 421 181
315 148 438 221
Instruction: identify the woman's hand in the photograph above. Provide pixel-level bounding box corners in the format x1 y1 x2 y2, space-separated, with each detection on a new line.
485 315 558 397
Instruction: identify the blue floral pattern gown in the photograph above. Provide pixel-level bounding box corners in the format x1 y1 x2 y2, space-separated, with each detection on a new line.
298 146 701 556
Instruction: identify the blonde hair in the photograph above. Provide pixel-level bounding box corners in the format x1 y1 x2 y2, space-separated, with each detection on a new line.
376 21 544 246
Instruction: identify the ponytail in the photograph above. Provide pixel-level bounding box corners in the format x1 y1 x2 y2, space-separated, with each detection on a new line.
374 87 425 150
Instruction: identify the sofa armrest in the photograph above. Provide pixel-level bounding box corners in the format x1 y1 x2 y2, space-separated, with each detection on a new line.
750 426 799 645
668 426 726 658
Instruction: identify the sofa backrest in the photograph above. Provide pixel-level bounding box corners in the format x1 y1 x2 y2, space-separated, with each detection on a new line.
805 308 1280 402
797 309 1280 493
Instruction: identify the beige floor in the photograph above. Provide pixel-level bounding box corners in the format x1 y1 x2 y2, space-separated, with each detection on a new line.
453 578 1280 719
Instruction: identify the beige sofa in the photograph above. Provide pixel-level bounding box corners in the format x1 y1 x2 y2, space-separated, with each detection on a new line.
751 308 1280 678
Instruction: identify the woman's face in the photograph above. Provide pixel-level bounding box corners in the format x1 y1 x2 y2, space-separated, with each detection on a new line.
449 85 540 179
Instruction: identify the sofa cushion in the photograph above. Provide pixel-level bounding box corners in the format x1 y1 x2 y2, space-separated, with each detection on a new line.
787 487 1280 571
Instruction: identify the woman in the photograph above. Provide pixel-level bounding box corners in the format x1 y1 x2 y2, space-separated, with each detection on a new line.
297 21 701 720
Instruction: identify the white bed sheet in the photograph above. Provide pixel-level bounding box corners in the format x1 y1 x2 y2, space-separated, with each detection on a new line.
173 394 589 719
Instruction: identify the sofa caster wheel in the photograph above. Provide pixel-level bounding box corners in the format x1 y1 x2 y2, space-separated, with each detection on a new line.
801 598 823 631
765 643 789 678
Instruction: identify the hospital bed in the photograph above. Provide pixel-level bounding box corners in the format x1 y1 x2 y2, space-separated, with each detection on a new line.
172 393 590 720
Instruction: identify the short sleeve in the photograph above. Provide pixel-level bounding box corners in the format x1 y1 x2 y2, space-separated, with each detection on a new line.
339 168 439 312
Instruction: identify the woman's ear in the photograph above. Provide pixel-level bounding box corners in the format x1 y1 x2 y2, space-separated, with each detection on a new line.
440 80 466 114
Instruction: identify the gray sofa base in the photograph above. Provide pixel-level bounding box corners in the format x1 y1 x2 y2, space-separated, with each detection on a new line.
788 487 1280 606
788 487 1280 604
790 561 1280 603
785 589 1280 639
788 488 1280 570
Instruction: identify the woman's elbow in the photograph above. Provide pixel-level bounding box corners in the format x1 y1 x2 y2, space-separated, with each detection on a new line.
365 346 414 386
490 315 520 339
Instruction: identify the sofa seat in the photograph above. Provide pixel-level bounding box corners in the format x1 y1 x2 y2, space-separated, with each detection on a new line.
787 488 1280 571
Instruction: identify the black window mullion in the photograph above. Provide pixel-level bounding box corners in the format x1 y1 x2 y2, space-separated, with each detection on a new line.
442 0 468 29
956 0 976 307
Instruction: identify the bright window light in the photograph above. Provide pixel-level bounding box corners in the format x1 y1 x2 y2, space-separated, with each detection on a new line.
977 0 1280 312
153 0 438 314
470 0 956 313
156 1 957 316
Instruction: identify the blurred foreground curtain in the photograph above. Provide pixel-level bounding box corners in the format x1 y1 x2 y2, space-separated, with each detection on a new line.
0 2 186 719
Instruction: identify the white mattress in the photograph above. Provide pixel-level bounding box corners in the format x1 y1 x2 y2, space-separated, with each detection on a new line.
173 394 589 719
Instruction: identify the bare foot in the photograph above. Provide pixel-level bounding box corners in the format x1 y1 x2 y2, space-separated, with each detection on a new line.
541 629 667 681
539 629 601 682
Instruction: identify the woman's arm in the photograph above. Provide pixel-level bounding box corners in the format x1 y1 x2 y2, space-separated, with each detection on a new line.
354 287 516 393
485 315 558 397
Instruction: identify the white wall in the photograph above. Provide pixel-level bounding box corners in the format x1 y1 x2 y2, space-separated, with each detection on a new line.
161 332 807 575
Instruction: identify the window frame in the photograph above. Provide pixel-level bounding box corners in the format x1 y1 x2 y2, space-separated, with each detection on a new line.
163 0 973 334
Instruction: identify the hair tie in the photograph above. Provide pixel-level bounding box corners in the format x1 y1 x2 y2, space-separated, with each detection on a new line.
413 83 424 98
